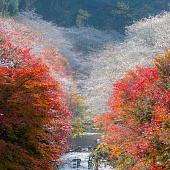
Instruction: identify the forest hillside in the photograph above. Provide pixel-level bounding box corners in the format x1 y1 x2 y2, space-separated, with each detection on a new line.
0 2 170 170
1 0 170 32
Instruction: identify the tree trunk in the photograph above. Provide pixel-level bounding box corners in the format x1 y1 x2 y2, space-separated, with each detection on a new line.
50 0 54 12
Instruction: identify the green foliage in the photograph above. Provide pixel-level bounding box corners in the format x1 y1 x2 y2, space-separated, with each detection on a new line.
34 0 81 27
76 9 91 26
68 94 91 137
19 0 36 10
0 0 19 16
108 1 130 31
1 0 169 32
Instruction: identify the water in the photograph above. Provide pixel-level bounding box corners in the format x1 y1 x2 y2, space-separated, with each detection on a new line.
60 152 90 169
59 151 115 170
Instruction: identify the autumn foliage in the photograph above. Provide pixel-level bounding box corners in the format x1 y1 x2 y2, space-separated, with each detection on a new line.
0 25 73 169
94 51 170 169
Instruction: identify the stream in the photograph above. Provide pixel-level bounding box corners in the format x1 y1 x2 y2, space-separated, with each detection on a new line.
59 150 115 170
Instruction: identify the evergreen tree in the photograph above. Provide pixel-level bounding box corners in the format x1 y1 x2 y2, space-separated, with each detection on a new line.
0 0 19 16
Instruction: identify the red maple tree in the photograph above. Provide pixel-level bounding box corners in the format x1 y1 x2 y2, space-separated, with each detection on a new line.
0 25 73 169
94 51 170 169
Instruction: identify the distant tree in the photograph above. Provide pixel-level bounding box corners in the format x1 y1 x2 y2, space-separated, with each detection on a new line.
86 11 170 116
1 0 169 31
34 0 81 27
0 0 19 16
107 1 130 31
76 9 91 26
19 0 36 10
